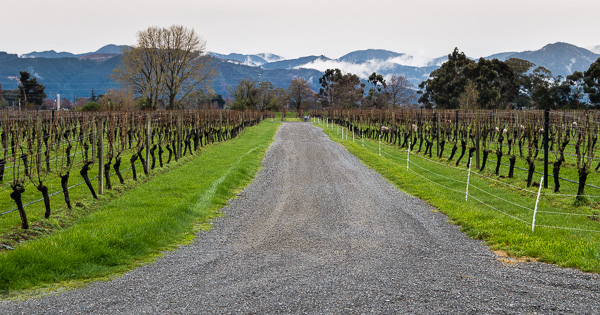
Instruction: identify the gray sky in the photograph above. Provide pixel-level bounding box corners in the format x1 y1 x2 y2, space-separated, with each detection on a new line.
3 0 599 59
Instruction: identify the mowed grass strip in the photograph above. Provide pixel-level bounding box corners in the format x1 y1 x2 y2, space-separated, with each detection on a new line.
320 123 600 273
0 121 280 293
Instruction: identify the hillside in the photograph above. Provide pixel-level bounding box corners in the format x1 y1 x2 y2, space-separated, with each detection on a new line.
1 42 598 101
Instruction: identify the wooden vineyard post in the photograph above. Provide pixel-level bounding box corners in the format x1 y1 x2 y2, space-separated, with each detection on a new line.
98 118 104 195
543 108 549 188
92 116 97 163
475 110 481 169
146 113 151 176
177 111 183 160
435 111 440 158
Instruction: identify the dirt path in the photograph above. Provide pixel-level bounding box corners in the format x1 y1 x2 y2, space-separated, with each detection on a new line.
1 122 598 313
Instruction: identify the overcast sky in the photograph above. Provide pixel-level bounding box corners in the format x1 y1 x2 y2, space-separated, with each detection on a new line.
2 0 599 59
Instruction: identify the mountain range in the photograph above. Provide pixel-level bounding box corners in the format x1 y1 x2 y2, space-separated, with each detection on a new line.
1 42 599 102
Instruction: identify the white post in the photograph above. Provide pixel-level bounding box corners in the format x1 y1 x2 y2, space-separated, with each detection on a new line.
466 157 472 201
362 132 364 147
326 119 328 127
56 94 61 110
407 141 410 171
341 127 344 139
379 135 381 156
352 129 355 142
532 176 544 232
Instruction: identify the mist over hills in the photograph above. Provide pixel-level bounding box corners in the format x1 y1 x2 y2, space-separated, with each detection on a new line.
0 42 598 102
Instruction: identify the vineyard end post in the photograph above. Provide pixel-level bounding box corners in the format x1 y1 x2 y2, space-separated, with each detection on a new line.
543 108 549 189
475 110 480 169
98 118 104 195
146 113 151 175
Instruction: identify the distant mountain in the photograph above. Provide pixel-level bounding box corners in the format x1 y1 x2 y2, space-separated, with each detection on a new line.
484 42 599 77
3 42 599 103
209 53 268 67
261 55 330 70
212 59 323 97
338 49 403 63
256 53 284 63
484 51 518 61
93 44 128 55
22 50 75 59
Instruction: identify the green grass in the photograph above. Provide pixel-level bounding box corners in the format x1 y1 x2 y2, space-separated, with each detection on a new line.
319 122 600 273
0 121 280 294
273 111 308 122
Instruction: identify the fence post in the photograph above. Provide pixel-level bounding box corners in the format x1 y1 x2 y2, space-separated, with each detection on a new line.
92 117 97 163
362 132 364 147
466 157 472 201
177 111 183 160
532 176 544 232
146 113 151 176
98 118 104 195
407 141 410 171
543 108 549 189
436 111 440 158
475 110 480 169
379 134 381 156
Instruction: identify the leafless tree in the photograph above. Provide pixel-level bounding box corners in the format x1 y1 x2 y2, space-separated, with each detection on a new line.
387 75 415 107
113 25 215 110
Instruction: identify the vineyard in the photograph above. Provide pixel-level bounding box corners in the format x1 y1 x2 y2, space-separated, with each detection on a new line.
0 110 266 234
312 108 600 238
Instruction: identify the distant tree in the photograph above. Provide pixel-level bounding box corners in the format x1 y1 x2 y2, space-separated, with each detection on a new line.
257 81 275 111
265 87 287 111
318 69 343 107
60 98 74 110
336 73 365 109
505 58 536 108
287 78 314 113
183 89 225 109
565 71 586 109
458 81 479 109
584 58 600 106
418 48 474 108
17 71 47 107
80 101 101 111
229 79 259 110
99 88 137 110
386 75 415 107
365 72 387 108
528 66 554 109
90 88 97 102
113 25 215 109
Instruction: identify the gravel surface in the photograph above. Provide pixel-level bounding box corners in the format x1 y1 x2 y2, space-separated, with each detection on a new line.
1 122 599 314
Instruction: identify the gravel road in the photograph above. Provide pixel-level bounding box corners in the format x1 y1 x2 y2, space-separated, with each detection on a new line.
1 122 599 314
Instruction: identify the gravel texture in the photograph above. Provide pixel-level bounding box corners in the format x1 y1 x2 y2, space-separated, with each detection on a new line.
1 122 599 314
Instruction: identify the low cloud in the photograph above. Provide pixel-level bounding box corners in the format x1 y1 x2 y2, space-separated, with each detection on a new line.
294 54 435 79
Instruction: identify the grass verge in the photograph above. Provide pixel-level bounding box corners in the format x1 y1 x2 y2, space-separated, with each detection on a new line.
319 122 600 273
0 121 280 295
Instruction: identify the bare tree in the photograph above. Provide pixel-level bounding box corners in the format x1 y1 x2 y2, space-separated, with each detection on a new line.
387 75 415 107
287 78 314 113
113 25 214 110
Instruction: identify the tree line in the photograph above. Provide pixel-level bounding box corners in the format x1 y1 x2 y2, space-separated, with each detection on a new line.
418 48 600 110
